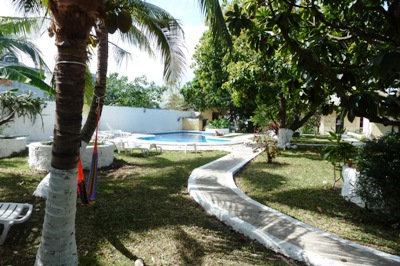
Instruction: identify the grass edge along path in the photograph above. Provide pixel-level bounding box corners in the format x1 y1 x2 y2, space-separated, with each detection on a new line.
235 146 400 257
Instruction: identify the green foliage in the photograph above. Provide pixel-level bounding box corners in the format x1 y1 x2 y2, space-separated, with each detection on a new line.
164 92 185 110
104 73 166 108
206 118 233 130
0 65 54 96
356 132 400 223
0 90 44 127
253 131 280 164
182 30 232 111
250 104 275 131
301 111 322 135
229 0 400 127
323 129 357 187
222 12 327 132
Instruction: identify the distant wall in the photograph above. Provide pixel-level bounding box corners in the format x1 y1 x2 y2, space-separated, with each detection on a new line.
363 119 399 138
2 101 195 142
319 112 362 135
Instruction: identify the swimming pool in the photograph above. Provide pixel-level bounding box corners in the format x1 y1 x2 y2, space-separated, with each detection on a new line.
137 131 232 143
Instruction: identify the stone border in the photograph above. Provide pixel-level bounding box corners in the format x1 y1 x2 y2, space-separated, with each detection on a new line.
0 137 27 158
28 142 115 171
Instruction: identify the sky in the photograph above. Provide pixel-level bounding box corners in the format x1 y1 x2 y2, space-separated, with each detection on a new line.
0 0 207 85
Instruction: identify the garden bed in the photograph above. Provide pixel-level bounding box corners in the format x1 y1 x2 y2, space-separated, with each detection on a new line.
28 142 115 171
0 136 27 158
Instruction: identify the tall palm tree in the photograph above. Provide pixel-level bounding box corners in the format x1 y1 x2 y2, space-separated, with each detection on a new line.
11 1 229 265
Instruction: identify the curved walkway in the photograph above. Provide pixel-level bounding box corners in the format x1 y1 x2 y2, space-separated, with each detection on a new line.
187 143 400 266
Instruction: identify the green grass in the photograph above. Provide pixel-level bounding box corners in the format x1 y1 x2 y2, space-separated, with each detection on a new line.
0 150 300 266
291 134 331 144
235 146 400 256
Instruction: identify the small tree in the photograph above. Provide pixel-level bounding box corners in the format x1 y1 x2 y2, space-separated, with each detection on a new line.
253 127 280 164
323 129 357 188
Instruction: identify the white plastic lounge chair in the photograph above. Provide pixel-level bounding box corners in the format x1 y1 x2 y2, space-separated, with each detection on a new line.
125 142 162 157
0 202 33 245
105 123 132 138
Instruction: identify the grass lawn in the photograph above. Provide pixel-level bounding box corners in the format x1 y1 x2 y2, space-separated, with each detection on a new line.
291 134 331 144
235 146 400 256
0 150 301 266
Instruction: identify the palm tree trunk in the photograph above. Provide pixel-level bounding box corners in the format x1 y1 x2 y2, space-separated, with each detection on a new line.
81 23 109 144
35 1 96 264
35 41 87 266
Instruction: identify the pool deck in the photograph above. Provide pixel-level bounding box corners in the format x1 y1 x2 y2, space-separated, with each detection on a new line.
108 132 245 153
188 136 400 266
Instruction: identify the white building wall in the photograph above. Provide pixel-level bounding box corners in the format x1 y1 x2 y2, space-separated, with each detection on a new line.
362 118 399 139
2 101 195 142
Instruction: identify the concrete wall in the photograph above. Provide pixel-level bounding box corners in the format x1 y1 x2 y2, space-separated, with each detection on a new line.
2 101 195 142
362 118 399 138
182 118 203 131
319 112 361 135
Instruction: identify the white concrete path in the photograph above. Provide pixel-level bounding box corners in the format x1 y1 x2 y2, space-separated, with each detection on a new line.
188 143 400 266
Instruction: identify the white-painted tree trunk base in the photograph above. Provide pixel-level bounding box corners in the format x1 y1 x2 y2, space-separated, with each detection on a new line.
277 128 294 149
341 166 365 208
33 141 103 199
35 167 78 266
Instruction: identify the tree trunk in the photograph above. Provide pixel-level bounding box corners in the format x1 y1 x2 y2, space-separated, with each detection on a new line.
36 1 96 264
81 24 108 144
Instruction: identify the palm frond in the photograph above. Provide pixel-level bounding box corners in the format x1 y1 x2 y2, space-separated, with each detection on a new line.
0 35 50 72
115 0 187 83
196 0 231 45
0 16 48 38
108 41 135 68
11 0 46 16
0 65 54 96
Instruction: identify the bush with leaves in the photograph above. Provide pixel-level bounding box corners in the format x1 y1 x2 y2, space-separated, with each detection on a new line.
356 131 400 223
323 129 357 188
206 118 233 131
253 128 280 163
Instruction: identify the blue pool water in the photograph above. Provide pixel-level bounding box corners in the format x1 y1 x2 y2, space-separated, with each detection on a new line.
137 132 231 143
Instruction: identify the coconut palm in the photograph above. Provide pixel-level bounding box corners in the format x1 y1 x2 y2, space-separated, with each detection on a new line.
0 16 49 70
11 1 229 265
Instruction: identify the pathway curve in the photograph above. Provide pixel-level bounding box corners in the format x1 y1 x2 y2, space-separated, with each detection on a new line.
188 143 400 266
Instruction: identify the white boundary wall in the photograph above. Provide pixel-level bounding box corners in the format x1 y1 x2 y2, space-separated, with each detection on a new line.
3 101 195 142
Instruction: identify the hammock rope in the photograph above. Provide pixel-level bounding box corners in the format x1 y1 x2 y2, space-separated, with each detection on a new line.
78 95 103 204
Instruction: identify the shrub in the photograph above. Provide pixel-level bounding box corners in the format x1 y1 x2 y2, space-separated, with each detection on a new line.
207 118 233 131
253 128 280 163
356 131 400 223
323 129 357 188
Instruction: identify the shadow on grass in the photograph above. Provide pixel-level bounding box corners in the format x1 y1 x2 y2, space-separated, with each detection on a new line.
0 169 46 265
262 187 400 254
280 147 325 161
1 151 299 265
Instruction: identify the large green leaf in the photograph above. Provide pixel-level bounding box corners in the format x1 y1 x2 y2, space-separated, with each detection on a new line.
0 65 54 96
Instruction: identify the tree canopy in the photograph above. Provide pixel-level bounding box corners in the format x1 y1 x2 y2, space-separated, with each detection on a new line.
104 73 166 108
225 0 400 127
